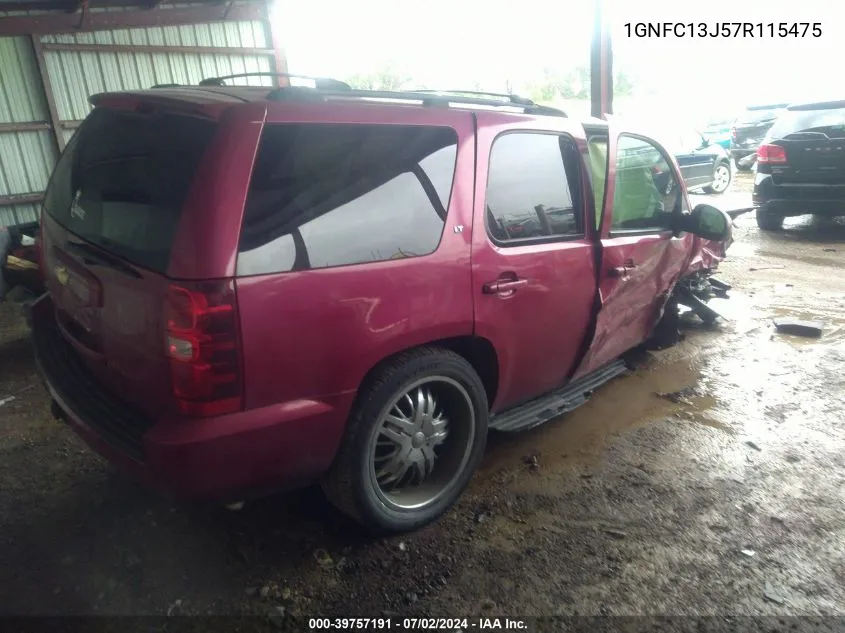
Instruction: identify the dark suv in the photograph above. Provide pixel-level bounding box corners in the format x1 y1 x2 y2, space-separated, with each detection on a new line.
31 76 730 533
753 100 845 230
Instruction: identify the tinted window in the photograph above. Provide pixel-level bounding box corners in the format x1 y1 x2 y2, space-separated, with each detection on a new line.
43 108 215 273
237 124 457 276
611 135 681 232
586 137 608 228
485 133 583 243
767 105 845 140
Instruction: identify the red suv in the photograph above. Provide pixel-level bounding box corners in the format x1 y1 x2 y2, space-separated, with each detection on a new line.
31 77 730 533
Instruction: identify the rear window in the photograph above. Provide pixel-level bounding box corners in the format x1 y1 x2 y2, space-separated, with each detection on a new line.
43 107 215 273
767 104 845 140
236 124 457 276
738 108 783 125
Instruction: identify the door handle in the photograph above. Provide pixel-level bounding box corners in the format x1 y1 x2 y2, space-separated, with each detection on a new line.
608 260 637 278
483 278 528 295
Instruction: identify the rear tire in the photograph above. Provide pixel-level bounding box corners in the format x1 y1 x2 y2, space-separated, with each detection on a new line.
756 208 784 231
322 347 488 534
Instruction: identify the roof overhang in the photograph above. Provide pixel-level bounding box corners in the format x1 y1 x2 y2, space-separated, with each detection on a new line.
0 0 270 36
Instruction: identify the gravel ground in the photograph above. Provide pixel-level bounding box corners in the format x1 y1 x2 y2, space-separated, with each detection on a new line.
1 172 844 630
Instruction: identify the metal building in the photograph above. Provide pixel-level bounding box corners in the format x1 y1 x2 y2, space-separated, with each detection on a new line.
0 0 285 227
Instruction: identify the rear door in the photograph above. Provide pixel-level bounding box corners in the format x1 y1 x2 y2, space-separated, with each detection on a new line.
39 104 219 418
572 126 695 379
673 130 713 188
471 115 597 411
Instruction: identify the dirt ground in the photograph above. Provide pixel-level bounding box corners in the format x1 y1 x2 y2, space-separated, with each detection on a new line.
2 172 844 627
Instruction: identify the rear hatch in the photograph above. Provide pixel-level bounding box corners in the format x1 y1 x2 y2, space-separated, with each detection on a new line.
40 104 218 419
762 101 845 185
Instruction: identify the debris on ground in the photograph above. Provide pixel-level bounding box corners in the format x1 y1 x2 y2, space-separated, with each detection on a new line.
522 454 540 470
166 599 183 616
772 318 824 338
763 582 786 605
749 265 786 271
741 549 756 557
313 549 333 568
656 386 699 404
397 541 407 552
0 395 15 407
602 528 627 540
745 441 762 451
269 605 286 628
823 248 836 253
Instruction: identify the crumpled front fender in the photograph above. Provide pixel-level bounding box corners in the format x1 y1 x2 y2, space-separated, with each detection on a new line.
682 210 734 276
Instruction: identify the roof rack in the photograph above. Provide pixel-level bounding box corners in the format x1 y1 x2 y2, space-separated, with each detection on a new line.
266 84 567 117
410 89 536 107
198 72 351 91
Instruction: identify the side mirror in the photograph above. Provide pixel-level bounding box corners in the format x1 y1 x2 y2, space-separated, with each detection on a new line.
678 204 732 242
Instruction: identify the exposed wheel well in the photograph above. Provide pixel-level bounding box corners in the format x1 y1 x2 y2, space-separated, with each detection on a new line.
358 336 499 410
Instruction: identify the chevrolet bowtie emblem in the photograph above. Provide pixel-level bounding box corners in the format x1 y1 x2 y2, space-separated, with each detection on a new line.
55 265 69 286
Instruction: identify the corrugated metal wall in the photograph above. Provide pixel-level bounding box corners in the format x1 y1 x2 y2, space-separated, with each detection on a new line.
0 34 57 225
0 3 276 227
42 22 273 123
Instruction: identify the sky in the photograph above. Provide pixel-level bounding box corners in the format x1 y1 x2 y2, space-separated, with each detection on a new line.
271 0 843 125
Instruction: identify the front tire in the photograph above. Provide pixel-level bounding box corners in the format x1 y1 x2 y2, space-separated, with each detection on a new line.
703 161 732 194
323 347 488 533
756 208 784 231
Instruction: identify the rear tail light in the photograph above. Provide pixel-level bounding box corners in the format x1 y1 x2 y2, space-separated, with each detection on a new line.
757 144 787 164
165 280 243 417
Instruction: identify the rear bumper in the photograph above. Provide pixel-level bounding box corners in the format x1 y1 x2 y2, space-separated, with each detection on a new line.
32 294 353 500
753 174 845 217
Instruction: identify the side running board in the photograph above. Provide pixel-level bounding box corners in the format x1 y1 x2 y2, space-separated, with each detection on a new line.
489 359 629 433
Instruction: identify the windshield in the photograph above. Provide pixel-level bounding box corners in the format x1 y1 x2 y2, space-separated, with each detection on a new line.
767 106 845 140
43 107 216 273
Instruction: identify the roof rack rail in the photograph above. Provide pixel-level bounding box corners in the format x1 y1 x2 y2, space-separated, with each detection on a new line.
198 72 351 91
410 89 536 106
265 85 567 117
151 83 183 88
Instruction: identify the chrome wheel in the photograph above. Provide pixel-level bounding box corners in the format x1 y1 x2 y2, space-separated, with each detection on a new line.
711 163 731 193
369 377 476 511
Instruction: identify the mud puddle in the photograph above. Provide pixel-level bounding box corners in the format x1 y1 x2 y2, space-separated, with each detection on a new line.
479 332 725 481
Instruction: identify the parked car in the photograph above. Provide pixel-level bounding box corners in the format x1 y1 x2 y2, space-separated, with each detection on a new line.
660 128 733 194
753 99 845 230
731 103 789 170
702 121 733 150
30 77 732 533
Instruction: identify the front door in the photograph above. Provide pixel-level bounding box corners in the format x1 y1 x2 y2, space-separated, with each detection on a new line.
471 120 598 412
572 129 696 379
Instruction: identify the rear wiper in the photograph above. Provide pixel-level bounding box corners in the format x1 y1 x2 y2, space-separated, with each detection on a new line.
65 241 142 279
